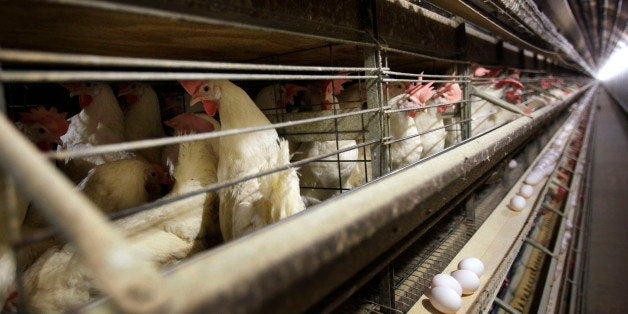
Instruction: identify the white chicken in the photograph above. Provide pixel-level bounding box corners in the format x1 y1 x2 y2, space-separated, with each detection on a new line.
254 83 307 122
20 113 220 313
414 74 462 157
76 158 170 214
179 79 305 241
161 112 220 177
470 68 524 135
59 82 133 183
388 80 432 170
336 80 408 110
15 106 70 153
293 77 358 206
118 82 165 164
342 81 407 186
1 107 72 311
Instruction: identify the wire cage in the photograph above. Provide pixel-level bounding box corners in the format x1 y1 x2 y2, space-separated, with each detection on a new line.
0 0 594 313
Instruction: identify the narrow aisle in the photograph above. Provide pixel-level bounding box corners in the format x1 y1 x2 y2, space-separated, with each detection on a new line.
585 88 628 312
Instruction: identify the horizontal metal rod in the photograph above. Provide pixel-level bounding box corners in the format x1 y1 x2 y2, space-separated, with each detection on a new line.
384 100 466 114
383 78 470 83
0 71 377 83
525 238 557 258
0 48 383 72
47 108 380 160
85 80 586 314
542 203 566 217
471 86 533 117
382 71 467 79
493 297 522 314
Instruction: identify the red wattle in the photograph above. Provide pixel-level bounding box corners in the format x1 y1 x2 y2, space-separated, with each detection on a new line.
36 141 53 151
124 94 138 104
79 95 93 108
202 100 219 116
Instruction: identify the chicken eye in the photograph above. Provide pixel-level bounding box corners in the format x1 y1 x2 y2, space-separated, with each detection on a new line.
203 86 210 92
151 171 157 177
37 127 47 134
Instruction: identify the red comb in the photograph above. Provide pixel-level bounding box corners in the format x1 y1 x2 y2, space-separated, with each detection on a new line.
284 83 308 98
488 69 502 78
179 80 203 96
495 78 524 90
164 113 215 133
407 81 434 106
18 106 70 136
321 73 351 96
473 67 491 77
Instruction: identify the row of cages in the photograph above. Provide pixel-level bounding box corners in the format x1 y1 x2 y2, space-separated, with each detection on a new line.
0 41 590 313
333 84 596 313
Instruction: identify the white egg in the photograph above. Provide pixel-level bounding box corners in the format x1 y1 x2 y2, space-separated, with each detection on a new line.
451 269 480 295
428 286 462 313
525 171 543 185
458 257 485 277
519 184 534 198
509 195 526 211
508 159 518 168
431 273 463 296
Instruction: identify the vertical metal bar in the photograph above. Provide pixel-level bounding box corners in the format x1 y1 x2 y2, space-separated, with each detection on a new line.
0 80 6 114
460 64 471 141
364 47 386 177
376 265 396 313
1 173 24 311
518 48 526 69
455 22 471 141
496 40 505 65
465 194 477 230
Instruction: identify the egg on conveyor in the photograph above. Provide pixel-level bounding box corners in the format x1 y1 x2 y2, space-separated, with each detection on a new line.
509 195 527 212
451 269 480 295
519 184 534 198
431 273 463 296
458 257 485 277
428 286 462 313
525 170 544 185
508 159 518 168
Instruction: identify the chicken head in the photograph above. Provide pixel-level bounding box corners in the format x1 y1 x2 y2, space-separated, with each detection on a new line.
282 83 308 108
312 74 351 110
17 106 70 151
145 162 172 196
164 113 216 134
496 78 524 104
179 80 220 116
403 75 434 118
60 82 107 108
117 82 147 104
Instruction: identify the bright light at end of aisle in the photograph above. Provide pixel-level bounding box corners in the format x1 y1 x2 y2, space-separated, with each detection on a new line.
596 42 628 81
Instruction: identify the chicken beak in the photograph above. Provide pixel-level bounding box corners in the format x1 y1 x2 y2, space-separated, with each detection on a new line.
190 97 219 116
189 97 203 107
